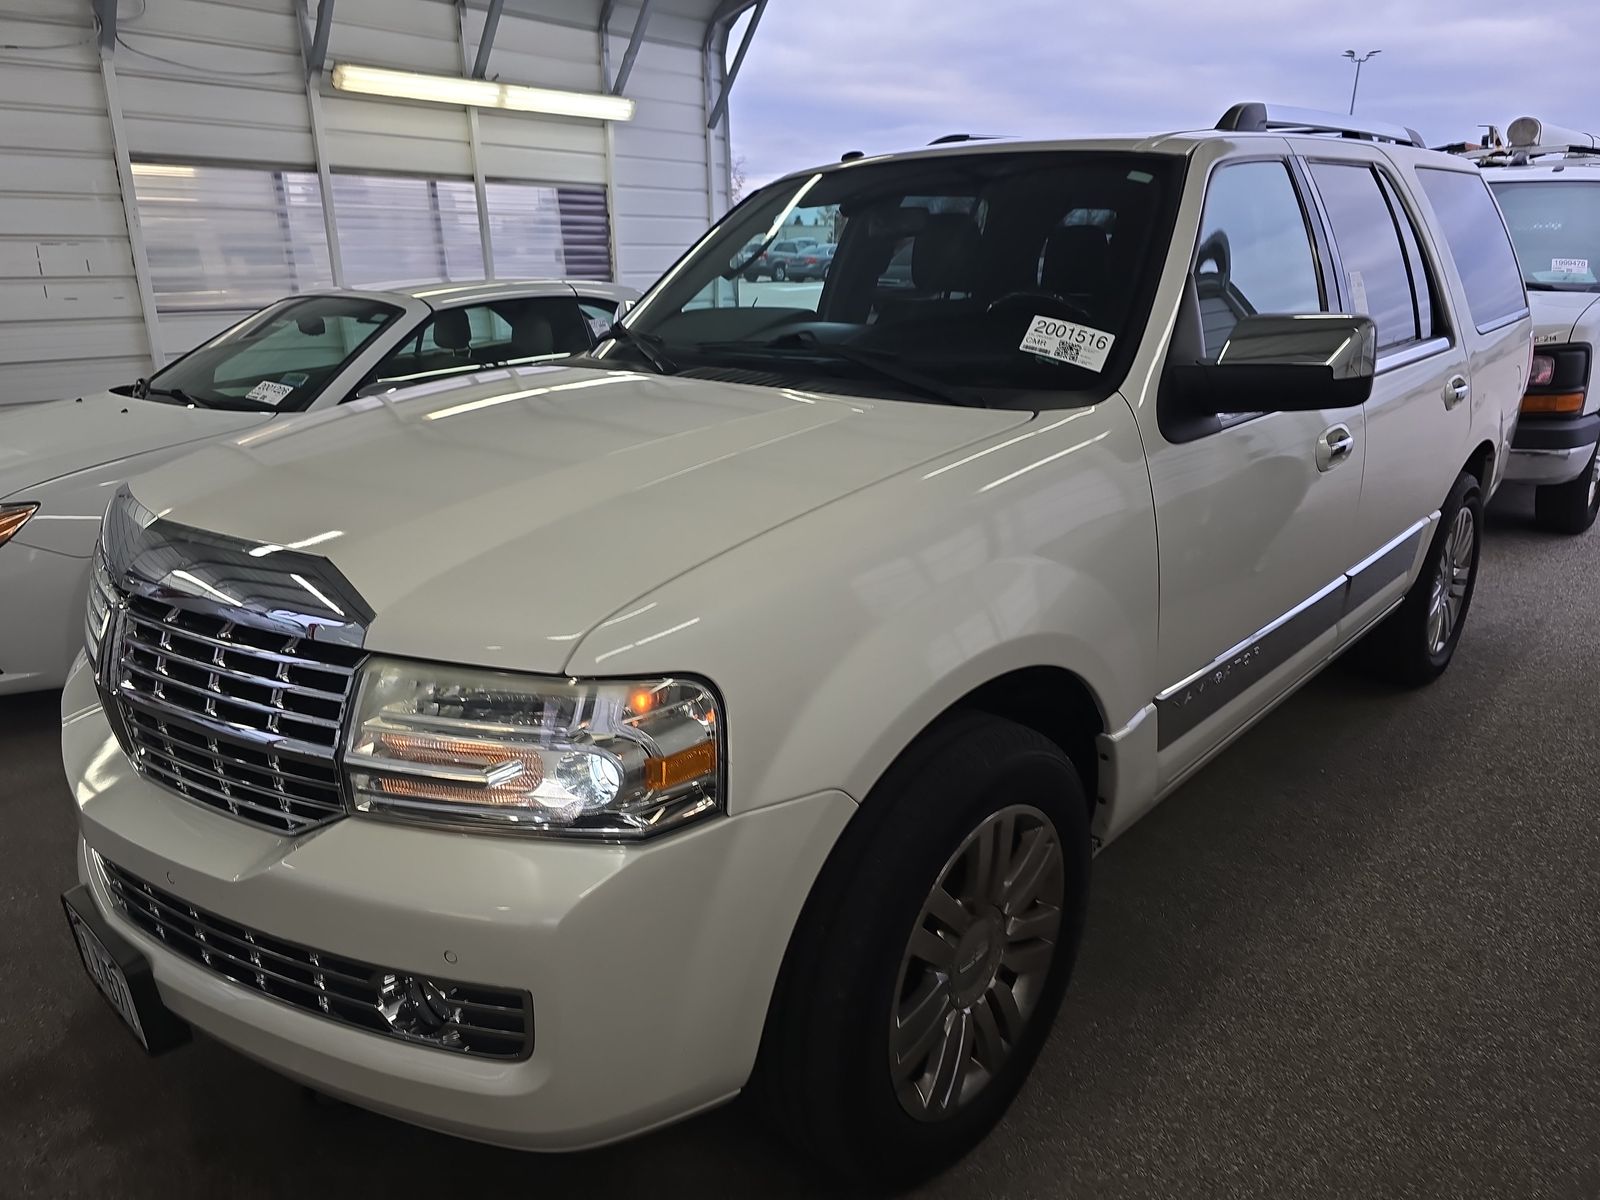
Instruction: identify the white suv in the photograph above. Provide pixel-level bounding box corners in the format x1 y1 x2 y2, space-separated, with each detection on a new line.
61 104 1530 1184
1471 118 1600 531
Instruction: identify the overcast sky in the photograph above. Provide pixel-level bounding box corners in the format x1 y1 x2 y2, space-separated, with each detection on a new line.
728 0 1600 187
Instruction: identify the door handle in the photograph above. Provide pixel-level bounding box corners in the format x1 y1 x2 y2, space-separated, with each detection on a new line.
1316 423 1355 472
1444 375 1470 409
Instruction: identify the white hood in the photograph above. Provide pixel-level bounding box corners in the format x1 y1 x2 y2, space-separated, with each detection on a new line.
0 391 270 501
126 365 1032 674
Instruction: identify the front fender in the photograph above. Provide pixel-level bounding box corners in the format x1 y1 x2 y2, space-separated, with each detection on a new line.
566 396 1159 815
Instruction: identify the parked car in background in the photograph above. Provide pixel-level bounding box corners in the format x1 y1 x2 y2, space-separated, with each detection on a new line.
0 279 635 695
788 243 837 281
1464 118 1600 532
743 237 819 281
61 104 1528 1185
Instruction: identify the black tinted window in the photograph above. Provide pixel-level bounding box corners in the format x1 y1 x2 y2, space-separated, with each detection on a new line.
1309 162 1421 350
1194 161 1324 358
1421 170 1534 321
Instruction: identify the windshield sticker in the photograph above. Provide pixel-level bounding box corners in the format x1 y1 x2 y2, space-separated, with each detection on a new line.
1552 257 1590 274
1020 316 1115 372
278 372 310 388
245 380 295 406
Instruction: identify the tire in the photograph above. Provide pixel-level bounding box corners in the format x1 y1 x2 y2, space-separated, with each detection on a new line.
1533 439 1600 534
744 272 758 283
1359 470 1483 687
774 263 788 281
753 712 1091 1185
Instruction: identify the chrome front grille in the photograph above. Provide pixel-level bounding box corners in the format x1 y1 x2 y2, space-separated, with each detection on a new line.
102 859 533 1060
114 594 363 834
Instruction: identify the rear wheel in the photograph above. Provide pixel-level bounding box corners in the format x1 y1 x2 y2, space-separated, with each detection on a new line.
774 262 788 281
1359 470 1482 687
1533 439 1600 534
754 713 1090 1185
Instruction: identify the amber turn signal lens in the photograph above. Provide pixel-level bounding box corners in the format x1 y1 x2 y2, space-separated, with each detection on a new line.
0 503 38 548
644 741 718 791
1521 391 1586 415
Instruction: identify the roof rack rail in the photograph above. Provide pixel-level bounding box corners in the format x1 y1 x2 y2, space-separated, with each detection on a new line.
927 133 1004 145
1217 102 1423 148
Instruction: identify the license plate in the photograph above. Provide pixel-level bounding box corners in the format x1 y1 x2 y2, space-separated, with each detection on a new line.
68 908 149 1048
61 885 189 1054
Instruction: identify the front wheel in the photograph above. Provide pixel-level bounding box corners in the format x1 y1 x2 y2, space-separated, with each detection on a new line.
753 713 1090 1185
1359 470 1483 687
1533 439 1600 534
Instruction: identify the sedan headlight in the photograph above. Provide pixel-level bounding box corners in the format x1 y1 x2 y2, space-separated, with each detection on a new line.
344 658 722 838
0 502 37 549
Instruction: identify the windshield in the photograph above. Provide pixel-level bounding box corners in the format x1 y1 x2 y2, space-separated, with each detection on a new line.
1489 180 1600 292
608 151 1179 405
142 295 403 411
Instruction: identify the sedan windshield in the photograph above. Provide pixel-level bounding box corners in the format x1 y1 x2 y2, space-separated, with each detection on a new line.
1490 180 1600 292
140 295 402 411
606 151 1178 406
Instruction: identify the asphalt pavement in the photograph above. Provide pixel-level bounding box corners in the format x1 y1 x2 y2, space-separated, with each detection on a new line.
3 484 1597 1199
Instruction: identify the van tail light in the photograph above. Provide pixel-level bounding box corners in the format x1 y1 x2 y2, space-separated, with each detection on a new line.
1521 344 1591 416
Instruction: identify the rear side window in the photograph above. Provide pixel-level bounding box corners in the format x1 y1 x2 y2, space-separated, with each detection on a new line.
1419 168 1530 326
1193 160 1326 359
1308 162 1428 351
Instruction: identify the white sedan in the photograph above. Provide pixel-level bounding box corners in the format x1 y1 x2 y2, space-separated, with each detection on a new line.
0 279 635 695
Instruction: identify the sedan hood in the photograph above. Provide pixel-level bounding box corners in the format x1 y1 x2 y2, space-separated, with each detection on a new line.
129 365 1032 674
1529 290 1600 344
0 391 270 501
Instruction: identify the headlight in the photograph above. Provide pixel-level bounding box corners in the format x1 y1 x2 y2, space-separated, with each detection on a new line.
0 502 36 549
344 658 722 838
84 542 116 665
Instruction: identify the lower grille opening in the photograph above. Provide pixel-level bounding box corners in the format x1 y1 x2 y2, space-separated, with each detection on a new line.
101 858 532 1060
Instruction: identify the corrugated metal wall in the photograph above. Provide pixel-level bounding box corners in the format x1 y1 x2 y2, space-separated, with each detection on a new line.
0 1 145 401
0 0 739 404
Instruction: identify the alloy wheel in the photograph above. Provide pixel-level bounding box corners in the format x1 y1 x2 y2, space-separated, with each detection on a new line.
1426 506 1475 655
889 804 1064 1121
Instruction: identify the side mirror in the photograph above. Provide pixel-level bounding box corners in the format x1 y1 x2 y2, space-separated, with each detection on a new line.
1169 313 1376 414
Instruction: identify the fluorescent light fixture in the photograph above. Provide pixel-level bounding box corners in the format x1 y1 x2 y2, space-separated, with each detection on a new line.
331 63 635 122
131 163 197 177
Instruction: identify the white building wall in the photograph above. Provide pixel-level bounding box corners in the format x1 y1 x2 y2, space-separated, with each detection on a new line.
0 0 744 404
0 2 146 402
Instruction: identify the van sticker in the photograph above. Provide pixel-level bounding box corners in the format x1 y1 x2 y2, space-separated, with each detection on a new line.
1552 257 1590 274
1347 270 1369 315
245 381 295 405
1536 331 1563 344
1020 316 1115 372
278 372 310 387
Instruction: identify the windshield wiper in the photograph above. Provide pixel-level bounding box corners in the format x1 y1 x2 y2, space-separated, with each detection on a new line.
1526 280 1600 292
144 385 210 407
708 330 987 408
598 324 677 375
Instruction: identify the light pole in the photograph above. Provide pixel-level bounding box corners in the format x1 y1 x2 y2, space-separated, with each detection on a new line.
1343 49 1381 114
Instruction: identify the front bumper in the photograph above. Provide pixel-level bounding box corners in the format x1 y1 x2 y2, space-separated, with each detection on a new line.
1506 413 1600 485
0 540 90 694
61 662 855 1150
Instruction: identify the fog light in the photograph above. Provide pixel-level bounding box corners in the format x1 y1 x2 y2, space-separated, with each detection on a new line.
378 973 465 1049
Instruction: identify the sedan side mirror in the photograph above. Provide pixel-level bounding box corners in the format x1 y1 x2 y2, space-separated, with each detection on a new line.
1169 313 1376 415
